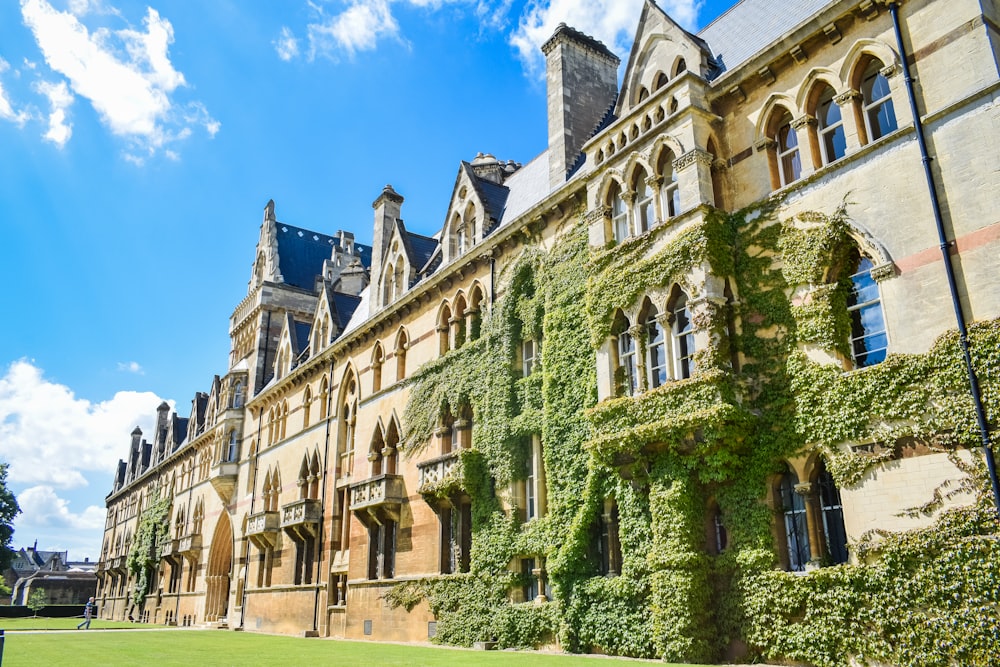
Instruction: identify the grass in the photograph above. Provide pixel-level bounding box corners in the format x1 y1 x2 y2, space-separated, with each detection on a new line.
0 617 160 631
0 626 711 666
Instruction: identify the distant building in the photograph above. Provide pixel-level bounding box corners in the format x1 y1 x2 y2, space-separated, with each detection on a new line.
5 541 97 606
97 0 1000 663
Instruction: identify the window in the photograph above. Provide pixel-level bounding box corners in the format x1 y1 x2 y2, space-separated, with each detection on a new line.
367 520 396 580
293 534 315 585
860 60 897 142
657 149 680 219
438 304 452 356
395 329 408 381
645 310 668 389
522 558 539 601
519 436 546 522
371 344 384 393
330 573 348 606
440 500 472 574
774 112 801 186
816 460 848 564
609 183 629 242
778 467 810 572
592 499 621 576
847 256 887 368
633 170 655 233
231 381 244 409
302 387 312 428
671 292 695 379
615 316 639 396
226 430 239 463
816 87 846 164
522 339 537 377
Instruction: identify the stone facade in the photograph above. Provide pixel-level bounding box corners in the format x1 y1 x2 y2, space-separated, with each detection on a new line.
96 0 999 660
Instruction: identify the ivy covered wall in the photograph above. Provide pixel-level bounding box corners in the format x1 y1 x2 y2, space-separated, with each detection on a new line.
388 199 999 667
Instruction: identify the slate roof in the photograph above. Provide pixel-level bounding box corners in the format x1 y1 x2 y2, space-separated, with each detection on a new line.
472 177 510 229
293 321 312 356
331 292 362 331
275 222 372 291
496 151 551 227
697 0 835 76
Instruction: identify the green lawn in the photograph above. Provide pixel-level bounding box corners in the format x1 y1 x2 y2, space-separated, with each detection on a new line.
0 627 698 666
1 617 161 631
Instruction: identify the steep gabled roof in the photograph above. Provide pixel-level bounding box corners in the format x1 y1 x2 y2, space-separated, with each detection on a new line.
331 292 362 332
393 217 438 272
697 0 834 77
275 222 372 291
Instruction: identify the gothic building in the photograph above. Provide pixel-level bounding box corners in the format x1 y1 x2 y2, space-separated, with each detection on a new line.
97 0 1000 663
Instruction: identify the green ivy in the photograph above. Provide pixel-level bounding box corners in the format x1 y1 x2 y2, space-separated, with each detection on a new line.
127 492 170 608
388 198 1000 666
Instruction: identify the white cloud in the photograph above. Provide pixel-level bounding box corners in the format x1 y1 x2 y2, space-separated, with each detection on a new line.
307 0 399 58
117 361 144 374
0 359 169 488
35 79 73 146
274 26 300 61
0 58 32 126
510 0 701 75
19 0 217 157
14 485 106 532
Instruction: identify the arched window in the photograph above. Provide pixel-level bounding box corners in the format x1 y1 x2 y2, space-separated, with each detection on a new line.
452 294 467 349
653 71 668 91
778 466 810 571
232 381 244 409
645 307 668 389
608 182 629 242
302 386 312 428
656 149 680 219
847 254 888 368
773 110 801 187
371 343 384 393
318 377 329 421
395 329 408 381
674 58 686 76
438 304 452 356
815 87 846 164
670 291 695 379
613 313 638 397
369 426 385 477
816 459 848 564
632 167 655 233
393 261 404 300
226 429 239 463
860 59 897 142
468 286 484 341
384 420 399 476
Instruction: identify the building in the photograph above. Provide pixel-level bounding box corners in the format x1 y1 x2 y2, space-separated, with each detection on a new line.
97 0 1000 663
5 542 97 606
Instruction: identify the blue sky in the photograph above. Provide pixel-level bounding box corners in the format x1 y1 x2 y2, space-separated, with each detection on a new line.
0 0 731 561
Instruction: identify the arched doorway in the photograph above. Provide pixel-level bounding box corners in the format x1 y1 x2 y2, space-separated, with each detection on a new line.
205 511 233 623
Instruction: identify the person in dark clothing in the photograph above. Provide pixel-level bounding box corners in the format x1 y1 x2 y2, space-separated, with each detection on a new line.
77 597 95 630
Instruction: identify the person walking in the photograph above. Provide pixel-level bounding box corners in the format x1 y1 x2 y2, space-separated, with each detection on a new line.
76 597 95 630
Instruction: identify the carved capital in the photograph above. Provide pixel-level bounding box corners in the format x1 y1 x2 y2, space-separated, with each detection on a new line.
834 89 862 106
754 137 777 152
880 62 902 79
673 148 714 172
586 206 611 225
791 114 817 130
870 262 896 283
793 481 815 497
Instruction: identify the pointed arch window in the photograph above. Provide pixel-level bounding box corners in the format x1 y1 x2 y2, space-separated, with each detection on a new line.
774 111 801 186
816 87 846 164
816 460 848 564
860 59 897 142
372 343 384 393
608 182 629 242
645 308 668 389
226 429 239 463
634 170 655 233
779 466 810 571
302 386 312 428
613 313 638 397
657 149 680 219
671 292 695 379
847 255 887 368
395 329 408 381
231 381 244 409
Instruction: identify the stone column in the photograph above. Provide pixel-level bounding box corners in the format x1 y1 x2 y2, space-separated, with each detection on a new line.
673 148 715 211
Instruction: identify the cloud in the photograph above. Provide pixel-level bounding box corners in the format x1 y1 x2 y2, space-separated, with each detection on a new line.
274 26 300 61
0 359 169 488
35 79 73 146
510 0 701 75
14 485 106 532
307 0 399 58
0 58 32 126
116 361 144 374
19 0 217 157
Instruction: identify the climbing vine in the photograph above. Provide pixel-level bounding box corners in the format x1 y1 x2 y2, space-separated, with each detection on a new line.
127 492 170 609
389 197 1000 666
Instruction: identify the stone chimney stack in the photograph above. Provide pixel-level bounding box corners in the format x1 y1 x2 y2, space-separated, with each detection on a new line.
542 23 620 188
370 184 404 307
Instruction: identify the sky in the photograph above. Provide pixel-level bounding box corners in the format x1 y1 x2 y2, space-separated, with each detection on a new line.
0 0 733 562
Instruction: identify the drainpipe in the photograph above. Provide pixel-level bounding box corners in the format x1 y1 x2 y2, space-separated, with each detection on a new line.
312 356 336 634
888 1 1000 517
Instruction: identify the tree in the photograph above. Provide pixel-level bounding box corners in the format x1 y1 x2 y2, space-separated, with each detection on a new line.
27 588 46 617
0 462 21 572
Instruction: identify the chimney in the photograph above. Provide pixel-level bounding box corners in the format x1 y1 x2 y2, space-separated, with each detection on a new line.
542 23 620 188
369 185 404 307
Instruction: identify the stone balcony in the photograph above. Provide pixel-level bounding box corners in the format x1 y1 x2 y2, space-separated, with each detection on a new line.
109 555 126 572
416 451 465 505
349 474 406 525
178 533 202 558
281 498 322 540
246 510 280 548
160 538 180 560
209 461 239 503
